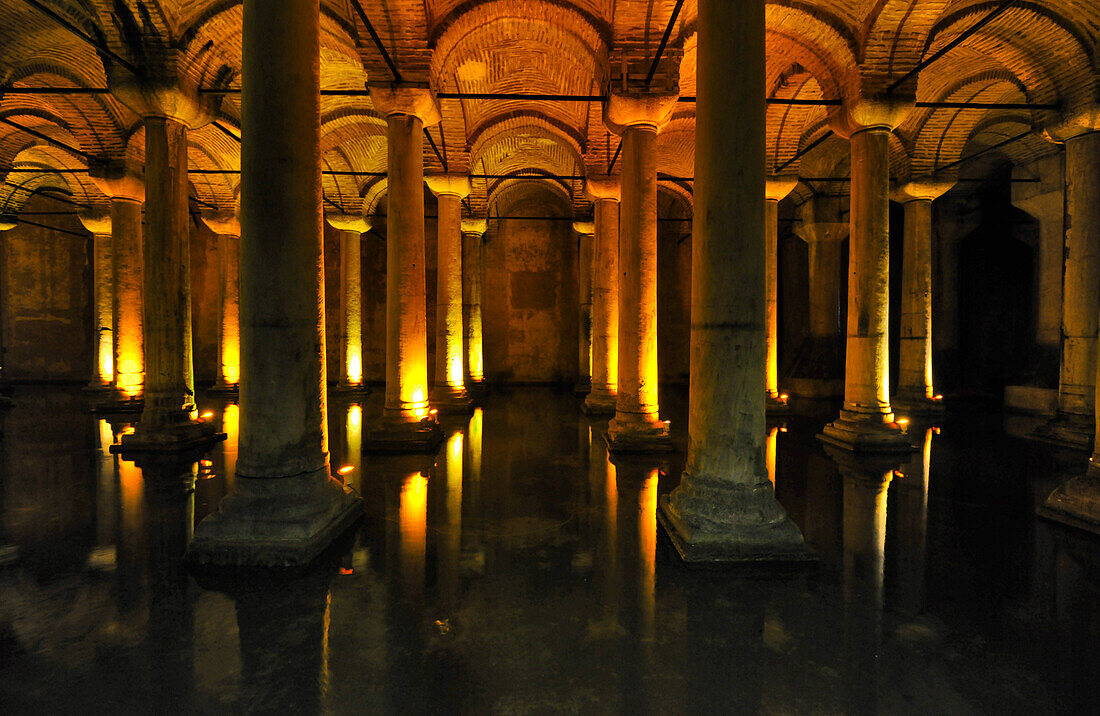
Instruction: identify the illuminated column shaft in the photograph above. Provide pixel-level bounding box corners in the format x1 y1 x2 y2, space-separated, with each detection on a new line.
808 234 844 338
894 182 950 414
659 0 806 561
203 214 242 392
584 181 620 415
325 214 369 390
574 221 595 392
140 116 196 428
462 219 487 389
78 211 115 388
765 178 797 408
112 195 145 398
426 175 472 412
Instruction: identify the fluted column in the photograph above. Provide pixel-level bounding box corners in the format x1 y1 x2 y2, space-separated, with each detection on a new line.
584 178 621 415
1040 131 1100 448
765 177 797 411
604 94 677 452
573 220 595 394
366 85 443 452
203 214 242 394
189 0 359 566
658 0 807 562
821 98 914 452
325 213 370 394
425 174 472 413
462 218 487 395
78 211 115 391
893 181 952 416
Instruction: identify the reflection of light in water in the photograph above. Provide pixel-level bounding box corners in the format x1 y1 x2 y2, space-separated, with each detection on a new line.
640 469 657 641
447 431 463 516
96 419 117 547
98 419 115 451
223 403 239 487
345 404 362 487
469 408 483 478
766 426 779 485
119 457 143 554
399 472 428 596
321 592 332 694
921 427 933 490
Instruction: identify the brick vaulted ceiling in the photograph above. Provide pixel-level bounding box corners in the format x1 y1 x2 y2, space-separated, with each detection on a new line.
0 1 1096 219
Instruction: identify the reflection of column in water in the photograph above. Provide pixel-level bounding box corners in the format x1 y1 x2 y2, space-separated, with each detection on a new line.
343 404 362 490
589 435 618 629
223 403 239 489
95 419 118 551
116 456 145 613
638 469 657 642
766 426 779 486
439 431 463 616
400 471 429 602
462 409 484 572
891 427 932 616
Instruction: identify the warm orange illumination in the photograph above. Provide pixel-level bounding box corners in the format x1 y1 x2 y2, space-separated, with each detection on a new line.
98 419 115 451
766 426 779 486
339 567 354 575
117 358 143 397
347 351 362 385
337 465 355 476
410 384 429 418
99 343 114 384
640 469 657 641
222 403 239 486
344 404 362 486
200 459 213 467
200 411 214 420
933 394 943 401
399 472 428 598
779 393 789 402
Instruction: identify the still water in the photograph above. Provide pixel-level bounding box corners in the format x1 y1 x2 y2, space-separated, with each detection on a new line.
0 386 1096 713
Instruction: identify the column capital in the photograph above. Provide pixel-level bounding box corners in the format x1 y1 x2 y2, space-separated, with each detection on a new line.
424 173 471 199
765 175 799 202
460 217 488 236
202 211 242 237
77 210 112 235
324 213 371 234
107 54 220 128
892 180 954 203
0 216 17 231
828 96 914 139
603 91 678 135
1043 105 1100 142
89 167 145 203
585 176 621 202
368 83 441 127
572 220 595 236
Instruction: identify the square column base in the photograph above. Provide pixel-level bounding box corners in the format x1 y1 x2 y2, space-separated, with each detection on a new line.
818 414 914 453
1037 470 1100 535
187 468 362 567
766 394 790 416
331 382 370 397
206 382 240 397
112 419 226 454
430 385 473 415
365 413 444 453
891 394 946 419
93 393 144 415
1032 413 1094 451
583 390 617 416
658 490 814 564
606 413 673 453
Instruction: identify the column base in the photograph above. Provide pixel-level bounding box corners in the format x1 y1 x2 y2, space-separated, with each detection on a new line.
207 382 240 397
606 412 673 453
466 380 487 402
891 394 945 419
187 467 362 567
430 385 473 414
766 393 790 415
583 389 617 416
574 378 591 396
330 381 370 397
93 393 145 415
1032 412 1094 451
1037 467 1100 535
83 381 116 396
364 412 445 453
658 483 813 564
818 411 914 453
112 418 226 454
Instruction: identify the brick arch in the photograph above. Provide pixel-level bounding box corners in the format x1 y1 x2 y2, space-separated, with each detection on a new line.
858 0 951 94
658 114 694 178
767 66 827 174
187 123 239 212
321 146 366 214
489 175 572 217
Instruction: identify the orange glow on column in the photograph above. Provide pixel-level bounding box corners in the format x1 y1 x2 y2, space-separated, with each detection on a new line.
409 382 429 418
222 347 240 386
347 351 362 386
766 426 779 485
117 357 143 397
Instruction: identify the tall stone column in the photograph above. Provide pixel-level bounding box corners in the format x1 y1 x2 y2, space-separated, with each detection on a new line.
658 0 807 561
325 213 370 394
203 214 242 395
0 219 13 406
189 0 360 566
574 220 595 394
461 218 487 396
584 179 621 415
820 98 913 452
1039 131 1100 448
765 177 797 411
116 115 219 452
892 181 952 416
366 85 443 451
78 211 115 392
604 94 677 452
425 174 472 413
789 198 847 400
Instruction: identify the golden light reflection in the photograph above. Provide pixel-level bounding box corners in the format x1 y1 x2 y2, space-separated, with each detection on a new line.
347 351 362 385
410 383 429 418
119 457 143 552
98 418 115 451
640 469 657 642
223 403 239 486
399 472 428 596
447 351 464 387
99 342 114 384
766 426 779 486
117 358 143 397
469 343 484 381
469 408 483 478
345 404 361 485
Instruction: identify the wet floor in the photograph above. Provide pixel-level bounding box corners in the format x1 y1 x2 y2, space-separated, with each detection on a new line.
1 385 1097 714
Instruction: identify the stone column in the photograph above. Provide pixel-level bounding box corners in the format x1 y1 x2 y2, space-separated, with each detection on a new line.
325 213 370 394
462 218 487 395
189 0 359 566
202 214 242 395
78 211 115 392
573 220 596 394
117 115 219 452
1040 131 1100 448
425 174 472 413
0 218 12 406
366 85 443 452
584 178 621 415
765 177 798 411
604 94 677 452
892 181 952 417
658 0 807 561
820 98 913 452
789 198 847 400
